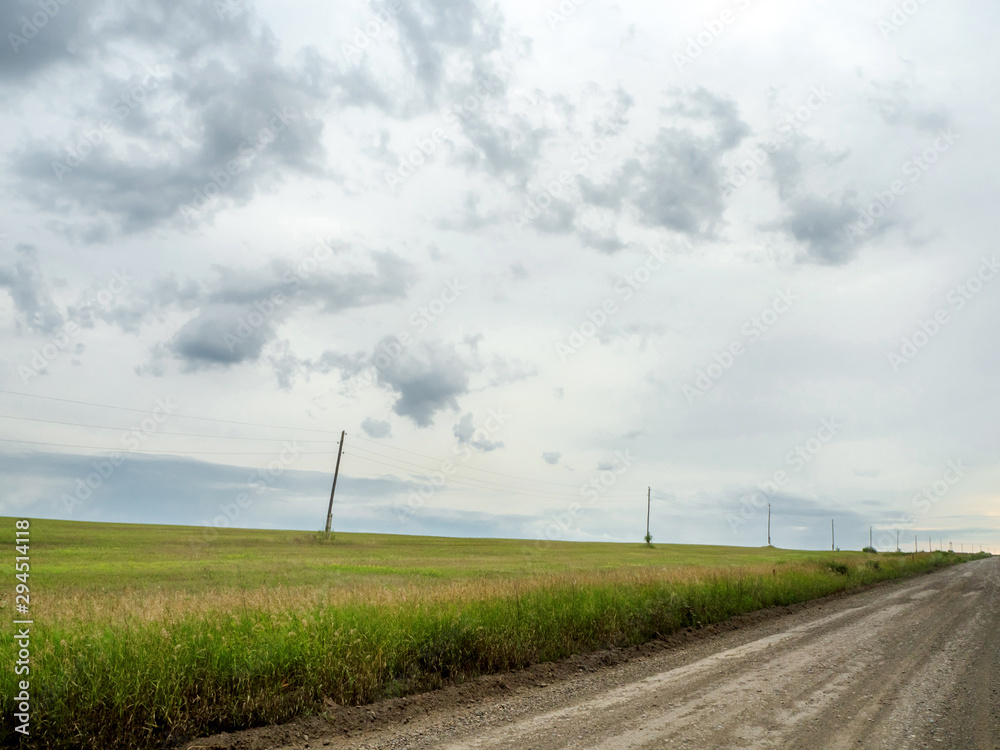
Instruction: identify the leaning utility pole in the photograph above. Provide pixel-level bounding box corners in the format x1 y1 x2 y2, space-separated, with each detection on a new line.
324 430 346 539
767 503 771 546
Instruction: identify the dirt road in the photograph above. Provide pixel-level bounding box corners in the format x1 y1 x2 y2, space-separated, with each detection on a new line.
211 558 1000 750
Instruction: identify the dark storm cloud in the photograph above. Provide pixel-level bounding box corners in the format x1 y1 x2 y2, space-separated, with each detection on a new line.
376 338 473 427
0 244 62 334
7 0 334 235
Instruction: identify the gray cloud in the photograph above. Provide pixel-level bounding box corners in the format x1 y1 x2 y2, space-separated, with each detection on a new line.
8 0 335 236
361 417 392 438
453 411 505 451
541 451 560 465
774 194 872 265
0 0 98 80
578 90 749 237
869 81 950 133
377 338 473 427
132 249 411 375
0 244 63 334
392 0 505 104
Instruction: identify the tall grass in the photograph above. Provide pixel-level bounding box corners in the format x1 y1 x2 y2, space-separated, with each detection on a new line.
1 550 983 749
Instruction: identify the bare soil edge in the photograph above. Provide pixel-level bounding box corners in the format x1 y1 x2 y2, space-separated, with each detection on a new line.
176 569 945 750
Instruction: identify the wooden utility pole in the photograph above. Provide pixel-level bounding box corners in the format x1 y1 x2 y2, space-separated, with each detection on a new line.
767 503 771 546
896 529 900 553
914 535 917 553
645 487 651 544
831 519 835 551
324 430 345 539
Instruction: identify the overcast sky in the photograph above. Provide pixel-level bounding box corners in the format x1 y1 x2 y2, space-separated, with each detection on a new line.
1 0 998 552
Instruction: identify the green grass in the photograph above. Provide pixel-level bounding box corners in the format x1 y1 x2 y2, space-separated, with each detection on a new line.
0 517 988 749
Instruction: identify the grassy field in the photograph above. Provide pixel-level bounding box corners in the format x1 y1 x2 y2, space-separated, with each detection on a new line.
0 518 988 749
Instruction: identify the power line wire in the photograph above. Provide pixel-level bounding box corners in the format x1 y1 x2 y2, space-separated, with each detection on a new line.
0 436 338 456
0 389 341 435
0 412 342 442
346 451 641 502
347 444 639 499
348 432 601 489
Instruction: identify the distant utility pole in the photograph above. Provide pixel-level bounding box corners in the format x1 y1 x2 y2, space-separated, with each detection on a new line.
324 430 346 539
644 487 651 544
870 526 873 549
914 535 917 553
929 536 931 552
767 503 771 546
831 519 835 551
896 530 900 553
